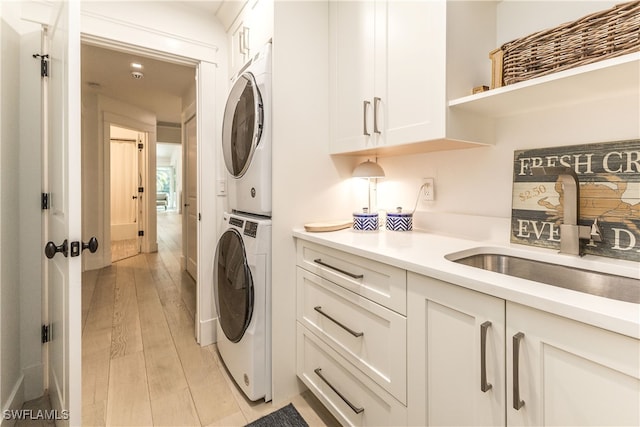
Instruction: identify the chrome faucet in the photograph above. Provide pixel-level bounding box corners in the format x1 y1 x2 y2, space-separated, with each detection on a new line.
531 166 603 256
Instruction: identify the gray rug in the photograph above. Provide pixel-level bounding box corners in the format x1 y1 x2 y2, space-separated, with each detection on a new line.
245 403 309 427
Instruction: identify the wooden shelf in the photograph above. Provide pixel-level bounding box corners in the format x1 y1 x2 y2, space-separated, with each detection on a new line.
448 53 640 118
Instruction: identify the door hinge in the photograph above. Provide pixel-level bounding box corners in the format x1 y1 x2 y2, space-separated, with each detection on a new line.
138 143 143 150
138 230 144 237
41 324 50 344
41 193 50 210
33 54 49 77
138 187 144 193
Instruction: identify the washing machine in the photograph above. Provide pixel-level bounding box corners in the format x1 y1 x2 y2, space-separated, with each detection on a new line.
222 43 272 217
214 211 272 402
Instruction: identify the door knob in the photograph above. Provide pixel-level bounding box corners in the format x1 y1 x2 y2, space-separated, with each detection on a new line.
132 195 138 200
44 239 68 259
82 237 99 253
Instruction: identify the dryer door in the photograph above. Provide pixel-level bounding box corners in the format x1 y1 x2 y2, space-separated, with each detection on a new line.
214 229 254 343
222 72 264 178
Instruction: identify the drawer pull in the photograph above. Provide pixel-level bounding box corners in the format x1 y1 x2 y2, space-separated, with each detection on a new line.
480 321 492 392
313 258 364 279
512 332 525 410
314 368 364 415
314 306 364 338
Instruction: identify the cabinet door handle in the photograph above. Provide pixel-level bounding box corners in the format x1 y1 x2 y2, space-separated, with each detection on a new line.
363 100 371 136
314 306 364 337
313 258 363 279
373 97 382 134
512 332 525 410
314 368 364 414
480 321 492 392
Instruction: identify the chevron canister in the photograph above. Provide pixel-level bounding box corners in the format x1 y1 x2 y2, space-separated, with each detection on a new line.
386 212 413 231
353 212 379 231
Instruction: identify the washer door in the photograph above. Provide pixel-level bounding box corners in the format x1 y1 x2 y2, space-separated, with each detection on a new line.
222 72 264 178
214 229 254 343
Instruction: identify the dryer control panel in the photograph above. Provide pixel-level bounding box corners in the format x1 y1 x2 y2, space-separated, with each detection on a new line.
244 221 258 238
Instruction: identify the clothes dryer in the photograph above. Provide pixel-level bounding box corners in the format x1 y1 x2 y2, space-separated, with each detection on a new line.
214 212 272 401
222 43 271 217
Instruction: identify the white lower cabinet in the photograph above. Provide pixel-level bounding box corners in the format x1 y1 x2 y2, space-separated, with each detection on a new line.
297 324 407 427
407 272 506 426
297 268 407 403
408 272 640 427
296 239 407 426
506 302 640 427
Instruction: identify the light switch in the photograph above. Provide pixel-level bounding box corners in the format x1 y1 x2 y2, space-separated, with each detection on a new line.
217 179 227 196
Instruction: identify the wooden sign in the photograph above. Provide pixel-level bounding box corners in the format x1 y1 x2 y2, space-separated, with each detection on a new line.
511 140 640 262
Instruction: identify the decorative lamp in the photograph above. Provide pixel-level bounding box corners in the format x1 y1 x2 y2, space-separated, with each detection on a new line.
352 159 386 179
352 160 385 231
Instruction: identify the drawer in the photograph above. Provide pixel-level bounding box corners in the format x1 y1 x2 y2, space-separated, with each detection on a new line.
296 323 407 427
296 240 406 314
297 268 407 404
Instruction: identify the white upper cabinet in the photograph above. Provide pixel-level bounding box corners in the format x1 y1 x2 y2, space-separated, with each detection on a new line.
329 0 640 156
329 0 496 156
229 0 273 79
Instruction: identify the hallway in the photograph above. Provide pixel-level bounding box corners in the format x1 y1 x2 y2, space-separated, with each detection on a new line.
81 211 337 426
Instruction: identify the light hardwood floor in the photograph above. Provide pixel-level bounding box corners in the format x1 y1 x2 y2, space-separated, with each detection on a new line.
81 211 340 426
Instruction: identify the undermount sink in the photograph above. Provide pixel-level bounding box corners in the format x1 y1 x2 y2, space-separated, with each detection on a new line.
450 252 640 304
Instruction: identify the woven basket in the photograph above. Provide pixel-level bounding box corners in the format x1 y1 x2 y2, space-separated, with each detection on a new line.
490 1 640 88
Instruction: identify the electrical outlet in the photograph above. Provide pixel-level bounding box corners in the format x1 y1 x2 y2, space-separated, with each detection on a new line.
422 178 435 201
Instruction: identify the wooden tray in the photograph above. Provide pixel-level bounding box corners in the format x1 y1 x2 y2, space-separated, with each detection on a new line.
304 220 352 232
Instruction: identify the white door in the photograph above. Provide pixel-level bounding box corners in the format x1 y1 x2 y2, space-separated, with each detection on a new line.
110 138 139 240
408 273 506 427
506 302 640 427
329 0 375 154
42 0 82 425
185 115 198 280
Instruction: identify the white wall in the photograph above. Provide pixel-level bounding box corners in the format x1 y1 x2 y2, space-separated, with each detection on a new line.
1 1 25 415
374 90 639 235
271 0 362 403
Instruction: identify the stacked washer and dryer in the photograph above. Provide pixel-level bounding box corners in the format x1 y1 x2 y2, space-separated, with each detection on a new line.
214 43 273 402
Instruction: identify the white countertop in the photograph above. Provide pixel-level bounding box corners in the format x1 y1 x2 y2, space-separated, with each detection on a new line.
293 227 640 339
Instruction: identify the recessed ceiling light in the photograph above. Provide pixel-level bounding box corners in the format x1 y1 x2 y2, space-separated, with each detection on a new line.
131 62 143 69
131 71 144 79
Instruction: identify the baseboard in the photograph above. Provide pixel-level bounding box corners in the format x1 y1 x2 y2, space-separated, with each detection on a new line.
198 317 217 346
22 363 44 401
84 255 107 271
1 373 24 427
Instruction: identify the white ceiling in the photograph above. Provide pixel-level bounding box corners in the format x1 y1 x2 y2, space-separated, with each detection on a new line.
81 43 196 124
80 1 242 125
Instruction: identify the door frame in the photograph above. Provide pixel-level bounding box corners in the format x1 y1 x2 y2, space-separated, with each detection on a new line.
182 102 197 277
102 115 154 264
79 33 220 346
